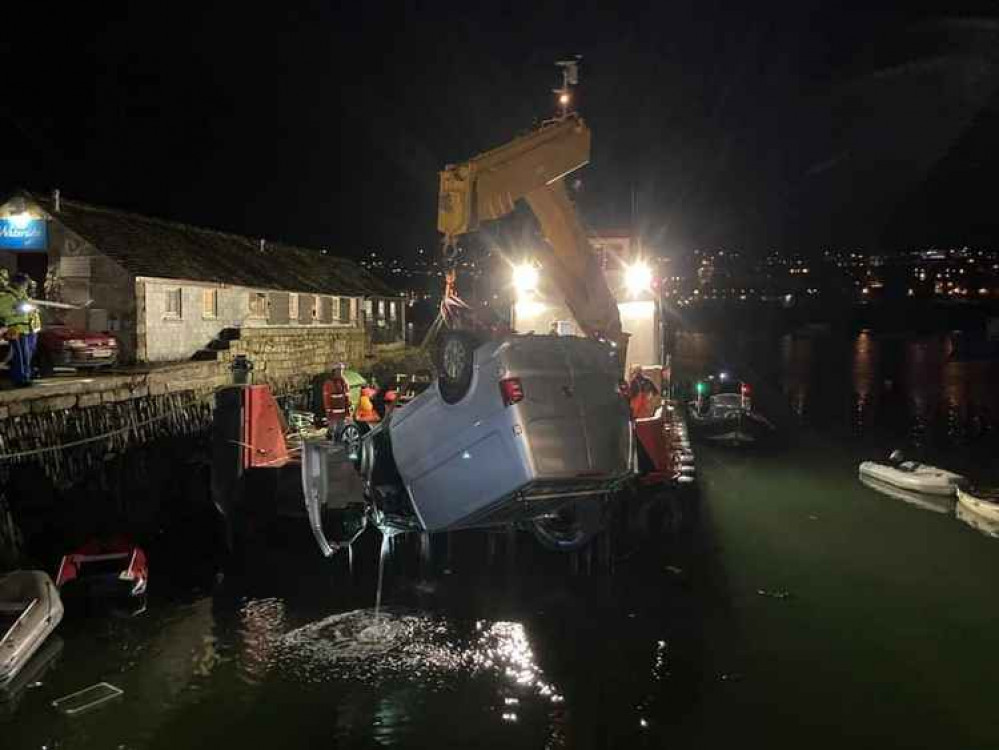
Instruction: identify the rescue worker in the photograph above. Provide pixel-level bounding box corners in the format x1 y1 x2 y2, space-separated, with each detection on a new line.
355 385 380 423
322 362 351 436
0 273 35 387
628 365 659 420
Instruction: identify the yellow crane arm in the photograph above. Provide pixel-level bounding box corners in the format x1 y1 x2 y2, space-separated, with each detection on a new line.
437 114 624 348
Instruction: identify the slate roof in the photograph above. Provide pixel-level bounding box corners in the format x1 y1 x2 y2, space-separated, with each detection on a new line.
29 193 399 298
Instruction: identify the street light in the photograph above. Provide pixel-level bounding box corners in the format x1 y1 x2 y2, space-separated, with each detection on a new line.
624 260 652 296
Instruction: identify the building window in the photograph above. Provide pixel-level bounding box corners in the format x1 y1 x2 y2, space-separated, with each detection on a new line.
377 299 385 318
248 291 268 318
165 288 182 319
364 299 373 318
289 293 299 321
320 296 333 323
312 296 321 321
388 300 397 322
339 297 351 323
202 288 218 319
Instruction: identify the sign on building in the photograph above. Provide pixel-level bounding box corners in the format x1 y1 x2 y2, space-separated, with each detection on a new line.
0 217 47 250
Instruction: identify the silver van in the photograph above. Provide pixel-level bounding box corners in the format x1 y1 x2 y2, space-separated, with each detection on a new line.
361 334 633 534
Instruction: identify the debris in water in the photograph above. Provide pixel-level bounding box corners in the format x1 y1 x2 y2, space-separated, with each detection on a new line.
718 672 744 682
665 565 684 576
756 588 793 600
808 514 819 521
52 682 123 715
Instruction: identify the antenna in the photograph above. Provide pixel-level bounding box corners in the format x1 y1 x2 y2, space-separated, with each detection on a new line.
554 56 582 117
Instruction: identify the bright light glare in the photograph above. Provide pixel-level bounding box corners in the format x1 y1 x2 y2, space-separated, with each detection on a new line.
558 92 570 106
625 261 653 295
513 263 539 294
8 212 32 230
719 371 728 381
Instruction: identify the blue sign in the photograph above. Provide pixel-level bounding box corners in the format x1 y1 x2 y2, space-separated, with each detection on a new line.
0 217 47 251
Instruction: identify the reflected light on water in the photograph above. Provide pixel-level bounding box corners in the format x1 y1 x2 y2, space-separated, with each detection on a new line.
238 597 287 683
274 610 564 708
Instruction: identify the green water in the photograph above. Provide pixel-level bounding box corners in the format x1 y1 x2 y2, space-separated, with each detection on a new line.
695 437 999 747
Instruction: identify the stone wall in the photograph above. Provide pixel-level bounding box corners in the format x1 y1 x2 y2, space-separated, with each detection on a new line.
220 326 366 395
0 326 365 486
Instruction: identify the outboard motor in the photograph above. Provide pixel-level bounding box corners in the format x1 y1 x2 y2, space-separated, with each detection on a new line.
888 449 905 465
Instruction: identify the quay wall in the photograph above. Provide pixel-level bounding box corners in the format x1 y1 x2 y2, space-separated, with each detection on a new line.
0 325 368 566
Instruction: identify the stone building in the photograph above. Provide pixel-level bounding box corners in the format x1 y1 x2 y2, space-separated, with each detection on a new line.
0 191 405 365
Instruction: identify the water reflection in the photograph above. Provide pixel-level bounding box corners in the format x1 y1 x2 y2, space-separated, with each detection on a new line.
276 609 563 703
238 597 286 683
676 330 999 452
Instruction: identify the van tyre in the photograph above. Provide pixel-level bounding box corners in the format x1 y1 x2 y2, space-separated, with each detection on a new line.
435 331 479 404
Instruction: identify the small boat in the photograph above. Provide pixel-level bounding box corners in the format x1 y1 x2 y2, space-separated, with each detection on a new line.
56 537 148 600
858 453 966 497
956 498 999 539
0 570 64 685
956 486 999 525
687 393 775 446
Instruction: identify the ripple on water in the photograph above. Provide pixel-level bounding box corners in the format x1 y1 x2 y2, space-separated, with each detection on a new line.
274 609 461 687
273 610 565 705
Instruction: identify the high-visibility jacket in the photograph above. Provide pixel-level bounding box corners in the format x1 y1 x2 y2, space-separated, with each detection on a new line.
0 287 29 334
355 386 380 422
322 376 351 421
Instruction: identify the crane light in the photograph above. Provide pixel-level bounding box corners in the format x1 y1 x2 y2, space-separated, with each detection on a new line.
624 261 653 296
513 263 539 295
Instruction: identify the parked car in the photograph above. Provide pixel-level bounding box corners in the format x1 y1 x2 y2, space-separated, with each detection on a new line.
357 333 634 542
35 325 119 375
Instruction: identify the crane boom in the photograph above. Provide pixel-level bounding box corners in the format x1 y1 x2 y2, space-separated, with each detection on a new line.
437 114 625 351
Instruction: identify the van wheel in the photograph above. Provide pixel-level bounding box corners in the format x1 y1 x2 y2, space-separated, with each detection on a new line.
435 331 478 404
530 497 606 552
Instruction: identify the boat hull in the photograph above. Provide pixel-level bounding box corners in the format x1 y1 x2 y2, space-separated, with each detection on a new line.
0 571 64 685
686 407 774 446
956 487 999 524
858 461 965 497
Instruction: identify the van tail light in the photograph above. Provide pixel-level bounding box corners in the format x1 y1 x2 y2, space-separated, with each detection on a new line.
499 377 524 407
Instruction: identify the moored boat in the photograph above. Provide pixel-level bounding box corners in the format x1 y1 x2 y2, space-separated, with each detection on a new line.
56 538 148 601
0 571 64 685
858 456 966 498
956 486 999 525
687 393 775 446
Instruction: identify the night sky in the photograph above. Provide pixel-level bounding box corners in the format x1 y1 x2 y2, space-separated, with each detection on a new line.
3 2 998 260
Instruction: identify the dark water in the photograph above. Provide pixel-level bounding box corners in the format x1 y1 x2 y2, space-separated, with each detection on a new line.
3 330 999 749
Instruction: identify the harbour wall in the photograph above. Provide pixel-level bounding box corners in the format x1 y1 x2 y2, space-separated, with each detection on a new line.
0 325 367 568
